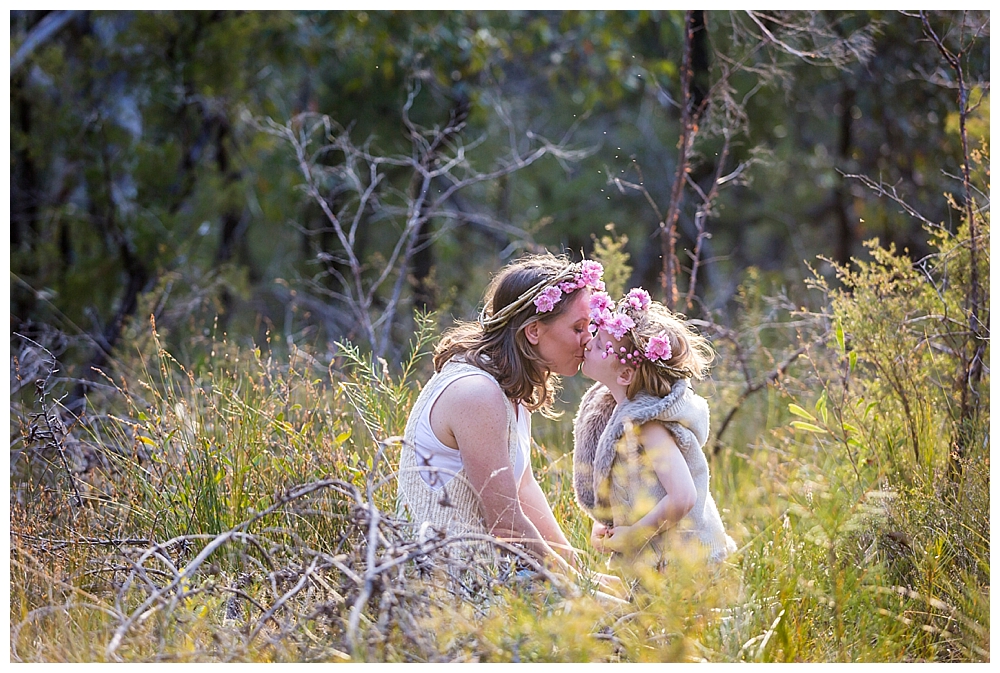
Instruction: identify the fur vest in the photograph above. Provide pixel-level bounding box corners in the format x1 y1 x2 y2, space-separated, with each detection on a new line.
573 379 736 563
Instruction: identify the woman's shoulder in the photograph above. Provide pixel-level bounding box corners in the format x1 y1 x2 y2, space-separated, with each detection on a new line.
439 357 499 384
434 373 512 434
435 362 509 408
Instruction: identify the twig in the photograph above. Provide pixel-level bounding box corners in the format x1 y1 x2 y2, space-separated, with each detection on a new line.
713 331 830 453
660 11 699 309
249 557 319 642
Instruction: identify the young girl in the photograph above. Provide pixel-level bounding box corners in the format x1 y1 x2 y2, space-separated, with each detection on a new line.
573 287 736 569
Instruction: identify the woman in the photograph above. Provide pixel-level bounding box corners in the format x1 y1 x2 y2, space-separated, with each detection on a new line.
396 253 618 588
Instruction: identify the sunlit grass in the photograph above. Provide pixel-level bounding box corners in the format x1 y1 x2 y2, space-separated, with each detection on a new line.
10 260 990 663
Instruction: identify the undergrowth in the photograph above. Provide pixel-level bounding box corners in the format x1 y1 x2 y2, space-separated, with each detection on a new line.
9 218 989 662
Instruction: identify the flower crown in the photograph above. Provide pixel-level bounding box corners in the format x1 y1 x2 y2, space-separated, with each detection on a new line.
478 260 606 332
589 287 693 378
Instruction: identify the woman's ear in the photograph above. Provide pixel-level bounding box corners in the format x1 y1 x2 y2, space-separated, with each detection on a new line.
523 320 541 345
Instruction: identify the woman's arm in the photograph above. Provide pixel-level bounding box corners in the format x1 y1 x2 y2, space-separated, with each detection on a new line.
433 376 571 570
520 463 627 597
434 377 626 596
592 421 696 554
518 467 579 566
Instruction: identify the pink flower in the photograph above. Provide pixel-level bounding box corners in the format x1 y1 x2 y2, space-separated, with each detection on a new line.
590 308 611 330
534 286 563 313
589 291 614 314
578 260 604 287
603 313 635 341
645 334 672 362
589 292 614 329
559 281 578 294
626 287 651 311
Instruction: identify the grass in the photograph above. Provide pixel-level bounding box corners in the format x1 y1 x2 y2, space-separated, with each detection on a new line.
9 276 990 661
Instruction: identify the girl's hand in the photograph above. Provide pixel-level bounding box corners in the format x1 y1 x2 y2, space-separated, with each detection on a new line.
590 521 612 549
594 524 638 554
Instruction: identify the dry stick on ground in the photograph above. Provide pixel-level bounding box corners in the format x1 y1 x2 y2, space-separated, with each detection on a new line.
249 556 320 643
90 462 571 659
11 533 154 549
30 405 594 660
105 480 348 658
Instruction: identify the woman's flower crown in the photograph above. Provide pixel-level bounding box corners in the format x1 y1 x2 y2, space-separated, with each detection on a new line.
478 260 606 332
589 287 692 378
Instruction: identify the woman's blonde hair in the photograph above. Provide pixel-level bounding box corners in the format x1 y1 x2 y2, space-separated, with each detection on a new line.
433 253 581 416
621 303 714 399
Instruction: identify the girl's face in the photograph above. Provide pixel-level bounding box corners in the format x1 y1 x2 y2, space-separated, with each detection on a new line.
582 327 629 385
528 289 593 376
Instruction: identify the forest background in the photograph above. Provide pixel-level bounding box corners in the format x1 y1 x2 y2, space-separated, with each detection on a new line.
9 9 991 662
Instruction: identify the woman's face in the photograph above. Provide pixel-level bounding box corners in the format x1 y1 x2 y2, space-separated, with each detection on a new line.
528 289 593 376
581 327 627 385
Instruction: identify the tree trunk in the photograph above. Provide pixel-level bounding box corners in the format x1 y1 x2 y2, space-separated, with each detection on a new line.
833 85 856 266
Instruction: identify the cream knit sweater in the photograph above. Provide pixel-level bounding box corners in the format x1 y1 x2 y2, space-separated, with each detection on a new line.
396 360 521 544
573 379 736 563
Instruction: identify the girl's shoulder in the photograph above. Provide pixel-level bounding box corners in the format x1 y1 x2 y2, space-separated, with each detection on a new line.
637 418 678 446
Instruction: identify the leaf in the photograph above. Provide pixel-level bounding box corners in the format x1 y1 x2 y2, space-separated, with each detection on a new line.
815 391 828 424
849 351 857 372
814 390 827 413
791 421 828 434
836 322 845 352
138 435 157 446
789 404 816 421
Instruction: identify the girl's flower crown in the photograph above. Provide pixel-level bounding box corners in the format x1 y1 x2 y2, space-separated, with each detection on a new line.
478 260 606 332
589 288 693 378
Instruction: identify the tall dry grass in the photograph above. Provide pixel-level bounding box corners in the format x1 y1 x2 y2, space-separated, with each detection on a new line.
9 217 989 661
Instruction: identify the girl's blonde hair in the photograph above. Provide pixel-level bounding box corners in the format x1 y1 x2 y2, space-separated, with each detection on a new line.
433 253 580 416
621 303 714 399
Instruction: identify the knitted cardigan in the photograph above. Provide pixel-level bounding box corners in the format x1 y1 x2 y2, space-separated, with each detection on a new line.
572 379 736 563
396 359 521 544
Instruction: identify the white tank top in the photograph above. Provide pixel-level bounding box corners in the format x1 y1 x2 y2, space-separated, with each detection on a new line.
412 367 532 491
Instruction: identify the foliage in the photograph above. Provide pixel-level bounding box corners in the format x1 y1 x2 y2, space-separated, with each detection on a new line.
588 222 633 299
11 11 989 374
8 8 989 664
763 187 990 658
11 203 990 659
